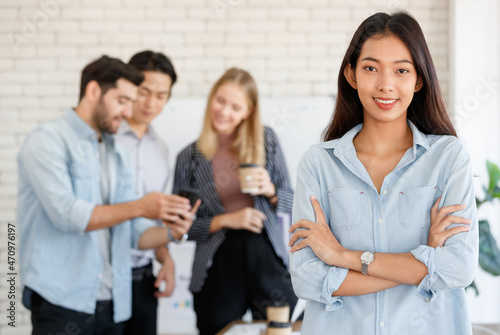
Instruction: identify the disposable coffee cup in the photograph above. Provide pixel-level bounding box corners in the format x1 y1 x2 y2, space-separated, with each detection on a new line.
267 321 292 335
266 302 290 323
239 163 259 194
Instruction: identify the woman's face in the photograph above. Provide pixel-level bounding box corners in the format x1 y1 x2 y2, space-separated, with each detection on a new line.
345 34 423 125
209 82 251 135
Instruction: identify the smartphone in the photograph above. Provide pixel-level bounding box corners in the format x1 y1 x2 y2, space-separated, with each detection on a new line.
177 188 200 207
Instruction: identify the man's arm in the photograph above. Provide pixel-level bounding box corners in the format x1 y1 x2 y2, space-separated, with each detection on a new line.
137 226 170 250
137 200 201 249
20 129 191 233
154 246 176 298
155 246 173 268
85 192 191 231
85 198 143 232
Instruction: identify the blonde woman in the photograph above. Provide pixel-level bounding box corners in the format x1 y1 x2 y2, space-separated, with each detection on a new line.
173 68 297 334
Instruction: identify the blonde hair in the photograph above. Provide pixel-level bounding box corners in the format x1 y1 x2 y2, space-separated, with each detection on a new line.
197 68 265 166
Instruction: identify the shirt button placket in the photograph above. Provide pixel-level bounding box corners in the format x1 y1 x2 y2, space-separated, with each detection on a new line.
378 186 389 335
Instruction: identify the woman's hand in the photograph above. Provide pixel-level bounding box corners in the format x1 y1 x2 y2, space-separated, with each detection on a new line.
288 195 346 266
427 197 471 248
212 207 267 234
245 167 276 198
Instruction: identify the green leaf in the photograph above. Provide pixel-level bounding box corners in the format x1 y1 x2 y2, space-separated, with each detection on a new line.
478 220 500 276
481 185 491 204
492 187 500 200
486 161 500 195
466 280 479 296
476 197 486 209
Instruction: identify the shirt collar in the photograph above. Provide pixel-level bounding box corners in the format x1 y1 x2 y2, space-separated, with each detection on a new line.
116 120 157 140
319 120 430 154
146 124 158 139
102 132 115 145
64 108 99 142
65 108 117 145
408 120 430 151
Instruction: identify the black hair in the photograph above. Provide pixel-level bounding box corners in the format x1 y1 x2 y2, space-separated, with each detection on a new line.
323 11 456 141
128 50 177 88
79 55 144 101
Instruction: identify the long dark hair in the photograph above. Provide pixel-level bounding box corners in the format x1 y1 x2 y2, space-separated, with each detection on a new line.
323 11 456 141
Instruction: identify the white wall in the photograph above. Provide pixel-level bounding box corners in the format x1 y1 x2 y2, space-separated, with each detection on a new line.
0 0 458 333
451 0 500 324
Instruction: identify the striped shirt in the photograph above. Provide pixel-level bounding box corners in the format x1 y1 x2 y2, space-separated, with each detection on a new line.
173 127 294 293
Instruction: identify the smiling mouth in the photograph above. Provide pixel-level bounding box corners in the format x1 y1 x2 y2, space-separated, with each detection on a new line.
374 98 397 104
215 116 227 123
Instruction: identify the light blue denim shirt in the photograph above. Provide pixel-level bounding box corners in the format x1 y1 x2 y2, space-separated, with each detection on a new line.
17 109 155 323
291 121 478 335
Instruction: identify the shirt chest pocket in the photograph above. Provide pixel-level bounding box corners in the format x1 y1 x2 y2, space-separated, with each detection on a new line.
327 188 367 230
113 157 133 203
399 186 438 229
69 162 91 178
69 162 94 200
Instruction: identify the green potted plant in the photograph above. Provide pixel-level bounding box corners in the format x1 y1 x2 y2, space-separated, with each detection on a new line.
469 160 500 294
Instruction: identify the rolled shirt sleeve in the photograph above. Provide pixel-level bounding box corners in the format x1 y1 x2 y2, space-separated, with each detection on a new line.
19 129 95 234
186 217 212 242
172 145 214 242
411 140 479 301
290 147 349 310
131 217 157 249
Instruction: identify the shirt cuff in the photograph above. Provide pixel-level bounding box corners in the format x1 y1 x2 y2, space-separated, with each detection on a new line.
70 199 96 234
276 188 293 214
188 217 212 241
411 245 438 303
131 217 157 249
321 266 349 311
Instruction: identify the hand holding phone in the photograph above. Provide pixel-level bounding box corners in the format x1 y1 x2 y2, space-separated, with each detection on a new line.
177 188 200 208
165 189 201 241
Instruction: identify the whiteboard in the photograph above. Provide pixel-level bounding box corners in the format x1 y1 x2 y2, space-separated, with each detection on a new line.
152 96 335 334
154 95 336 190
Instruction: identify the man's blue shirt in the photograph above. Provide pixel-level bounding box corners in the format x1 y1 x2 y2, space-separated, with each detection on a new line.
18 109 154 322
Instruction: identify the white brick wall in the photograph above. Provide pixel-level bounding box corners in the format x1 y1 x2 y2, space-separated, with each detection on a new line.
0 0 450 333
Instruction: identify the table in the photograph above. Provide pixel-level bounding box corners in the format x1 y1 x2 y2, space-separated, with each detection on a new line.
472 324 500 334
216 320 303 335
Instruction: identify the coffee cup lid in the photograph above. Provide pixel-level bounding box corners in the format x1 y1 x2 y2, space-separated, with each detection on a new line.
268 321 292 328
269 302 290 307
239 163 259 168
